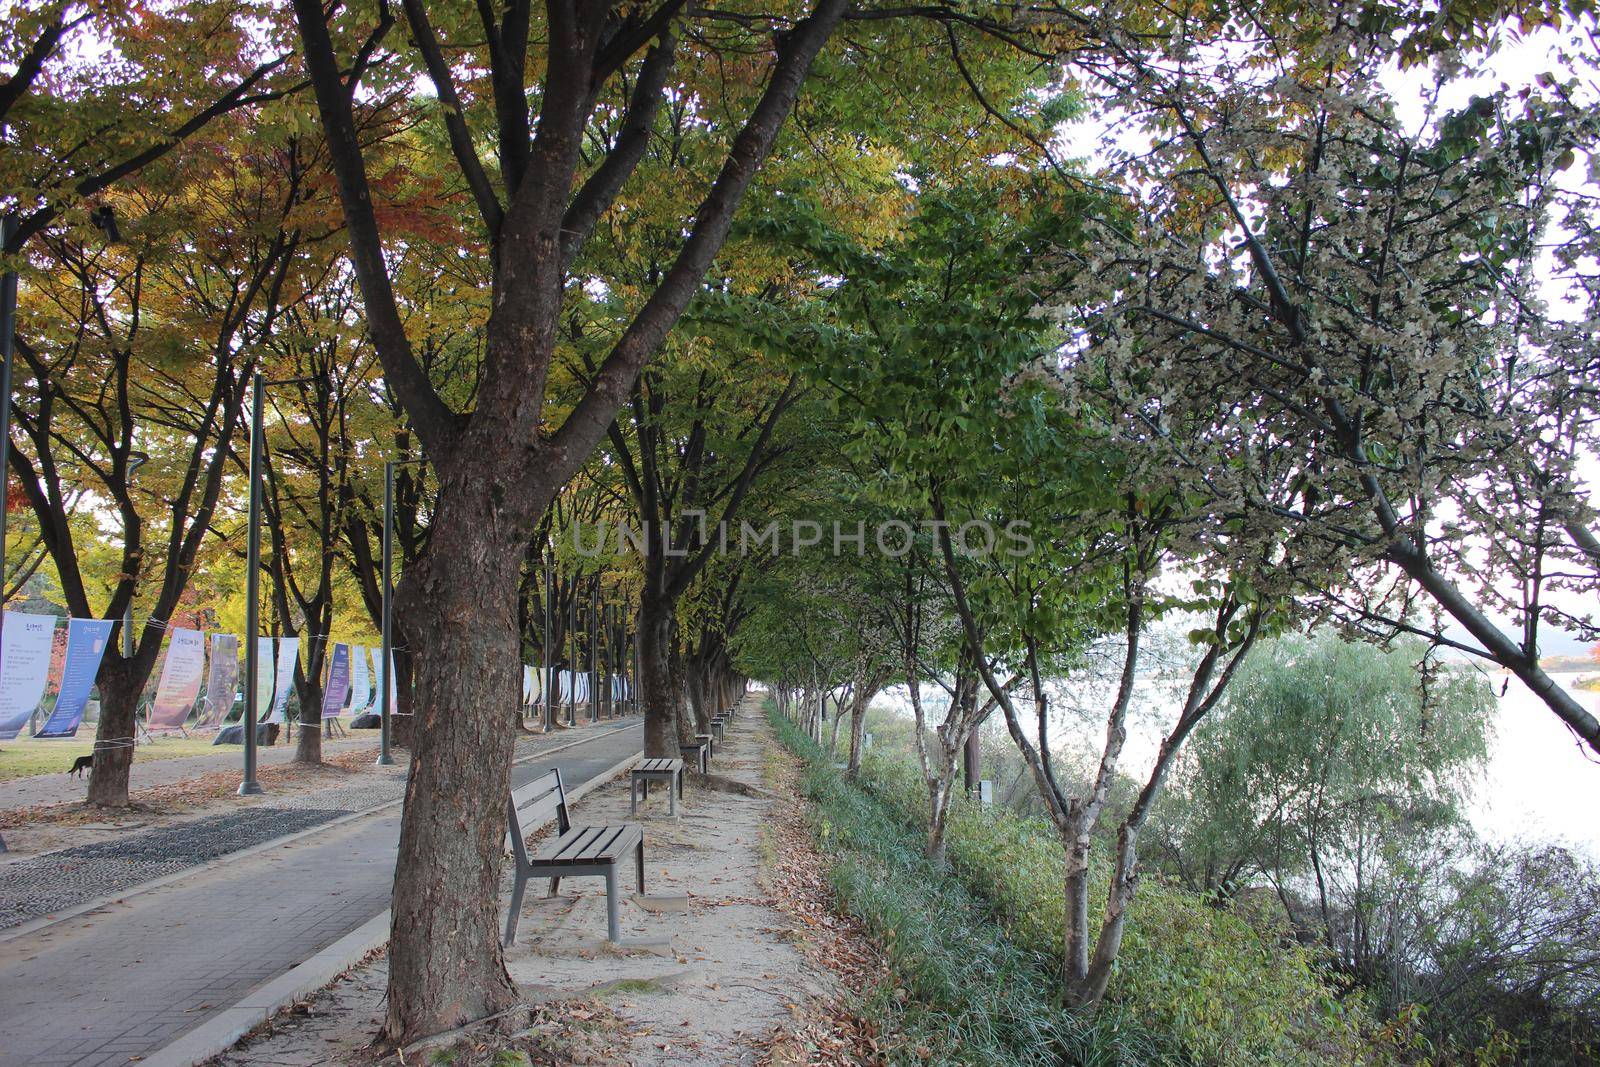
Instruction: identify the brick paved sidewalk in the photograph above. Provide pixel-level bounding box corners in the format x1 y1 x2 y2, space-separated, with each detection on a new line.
0 720 643 1067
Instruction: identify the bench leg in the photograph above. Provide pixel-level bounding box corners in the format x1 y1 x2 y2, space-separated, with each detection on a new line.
677 769 684 801
668 777 676 817
636 838 646 894
504 868 527 948
605 867 620 942
548 875 561 897
630 776 638 815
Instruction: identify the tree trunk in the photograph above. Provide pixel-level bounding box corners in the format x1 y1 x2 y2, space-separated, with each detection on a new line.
671 650 697 745
292 643 327 765
294 678 324 764
86 665 141 807
686 657 708 735
1062 814 1095 1006
380 472 529 1043
392 641 416 749
926 779 951 864
924 744 961 864
845 689 868 778
637 597 677 757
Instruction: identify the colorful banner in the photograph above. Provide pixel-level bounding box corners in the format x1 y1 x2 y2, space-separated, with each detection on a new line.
321 643 351 720
252 636 277 721
0 612 59 739
370 648 399 714
35 618 116 737
370 646 384 714
197 633 239 728
147 627 205 731
349 644 371 712
266 637 299 724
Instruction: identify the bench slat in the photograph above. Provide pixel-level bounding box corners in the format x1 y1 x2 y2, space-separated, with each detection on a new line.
545 825 606 862
534 823 641 864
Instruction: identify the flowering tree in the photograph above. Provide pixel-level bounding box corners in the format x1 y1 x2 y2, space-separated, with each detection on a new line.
1049 6 1600 756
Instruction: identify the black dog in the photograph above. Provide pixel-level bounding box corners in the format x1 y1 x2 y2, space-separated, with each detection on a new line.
68 754 94 778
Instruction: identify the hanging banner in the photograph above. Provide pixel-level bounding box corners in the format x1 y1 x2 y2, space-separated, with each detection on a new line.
147 627 206 731
349 644 371 712
266 637 299 724
363 647 402 713
252 636 277 721
370 646 385 714
385 649 399 714
0 612 59 739
196 633 240 728
321 643 351 719
35 618 116 737
523 665 534 706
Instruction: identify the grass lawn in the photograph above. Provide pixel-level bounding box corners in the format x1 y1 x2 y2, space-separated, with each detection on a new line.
0 733 234 783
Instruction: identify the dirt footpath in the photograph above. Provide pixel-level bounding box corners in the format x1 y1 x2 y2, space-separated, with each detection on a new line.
501 702 834 1066
208 699 866 1066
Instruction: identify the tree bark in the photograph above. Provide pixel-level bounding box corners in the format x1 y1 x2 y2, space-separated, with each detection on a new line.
86 666 141 808
637 595 678 757
382 473 529 1041
294 673 324 764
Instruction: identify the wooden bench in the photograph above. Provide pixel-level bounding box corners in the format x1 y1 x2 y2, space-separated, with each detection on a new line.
709 717 725 746
679 741 708 776
503 768 644 945
697 731 715 762
629 758 685 816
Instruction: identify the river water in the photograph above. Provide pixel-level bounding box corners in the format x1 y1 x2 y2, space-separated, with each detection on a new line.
1473 674 1600 858
875 671 1600 859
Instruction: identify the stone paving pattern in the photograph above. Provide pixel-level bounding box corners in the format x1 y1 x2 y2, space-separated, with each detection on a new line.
0 719 643 1067
0 808 347 929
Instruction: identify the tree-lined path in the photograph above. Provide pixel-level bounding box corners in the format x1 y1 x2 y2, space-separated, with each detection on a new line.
0 721 642 1067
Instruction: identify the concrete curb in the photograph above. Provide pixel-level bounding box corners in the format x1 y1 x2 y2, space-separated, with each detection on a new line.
141 747 644 1067
0 720 639 946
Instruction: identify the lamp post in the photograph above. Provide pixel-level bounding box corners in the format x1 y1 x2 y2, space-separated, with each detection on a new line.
542 550 553 731
567 584 577 727
588 581 599 723
0 214 15 851
239 372 266 795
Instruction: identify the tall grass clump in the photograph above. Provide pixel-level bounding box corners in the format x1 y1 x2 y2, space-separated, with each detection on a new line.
770 705 1181 1067
852 747 1382 1066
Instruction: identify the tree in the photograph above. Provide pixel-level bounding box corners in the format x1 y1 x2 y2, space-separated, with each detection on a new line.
1048 9 1600 757
290 0 852 1040
256 263 376 763
9 127 313 804
1150 634 1492 930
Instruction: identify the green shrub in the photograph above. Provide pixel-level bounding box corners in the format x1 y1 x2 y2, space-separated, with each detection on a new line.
771 704 1179 1066
845 748 1378 1066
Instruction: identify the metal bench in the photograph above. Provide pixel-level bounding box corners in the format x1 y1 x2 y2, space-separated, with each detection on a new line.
629 757 685 816
679 741 708 775
697 731 715 762
503 768 644 945
709 717 725 746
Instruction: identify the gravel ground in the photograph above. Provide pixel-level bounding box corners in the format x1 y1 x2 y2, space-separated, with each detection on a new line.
0 807 347 929
266 771 410 813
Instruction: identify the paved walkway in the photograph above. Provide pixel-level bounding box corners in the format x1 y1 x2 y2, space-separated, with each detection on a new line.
0 733 381 811
0 720 644 1067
